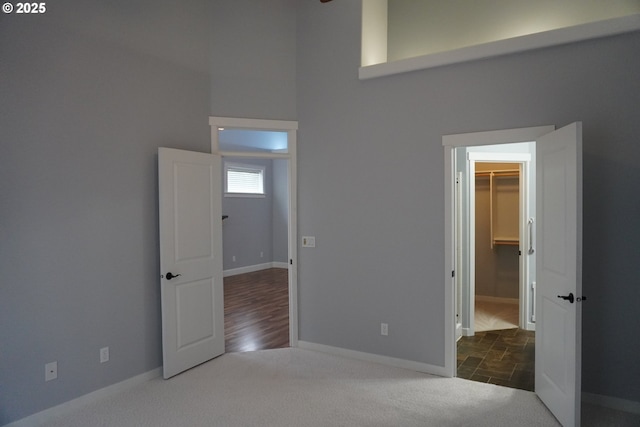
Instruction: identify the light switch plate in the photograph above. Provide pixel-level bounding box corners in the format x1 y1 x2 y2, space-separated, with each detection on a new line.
302 236 316 247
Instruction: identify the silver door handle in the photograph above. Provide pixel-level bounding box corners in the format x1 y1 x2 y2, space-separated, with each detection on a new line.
528 218 535 254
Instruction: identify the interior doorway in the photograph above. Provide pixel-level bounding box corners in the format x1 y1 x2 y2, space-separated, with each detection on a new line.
445 123 583 425
456 147 536 391
457 146 536 338
443 126 554 383
209 116 299 352
474 162 522 333
221 154 290 352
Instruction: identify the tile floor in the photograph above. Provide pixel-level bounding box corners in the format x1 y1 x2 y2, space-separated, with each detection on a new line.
457 328 535 391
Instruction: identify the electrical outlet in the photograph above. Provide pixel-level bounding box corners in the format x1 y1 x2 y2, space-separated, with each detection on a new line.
45 361 57 382
260 251 264 258
232 255 236 262
100 347 109 363
381 323 388 336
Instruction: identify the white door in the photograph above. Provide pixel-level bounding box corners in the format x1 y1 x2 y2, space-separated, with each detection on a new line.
158 148 224 379
535 122 583 426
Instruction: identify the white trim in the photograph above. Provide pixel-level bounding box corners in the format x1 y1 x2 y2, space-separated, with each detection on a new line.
287 128 298 347
360 14 640 80
444 125 554 147
582 392 640 415
209 116 298 131
219 151 291 159
223 262 287 278
298 341 450 378
468 152 531 162
6 368 162 427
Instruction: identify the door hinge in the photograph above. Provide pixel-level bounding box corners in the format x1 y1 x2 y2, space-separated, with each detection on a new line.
451 270 455 278
290 259 293 265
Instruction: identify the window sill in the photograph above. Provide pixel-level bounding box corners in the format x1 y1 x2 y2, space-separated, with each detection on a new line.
224 193 266 198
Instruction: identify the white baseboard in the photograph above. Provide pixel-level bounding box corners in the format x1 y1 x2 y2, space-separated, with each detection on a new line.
582 392 640 415
462 327 474 337
223 262 288 277
475 295 519 304
6 367 162 427
298 341 449 377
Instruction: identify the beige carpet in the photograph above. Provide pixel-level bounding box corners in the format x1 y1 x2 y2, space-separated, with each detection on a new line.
475 298 519 332
35 348 561 427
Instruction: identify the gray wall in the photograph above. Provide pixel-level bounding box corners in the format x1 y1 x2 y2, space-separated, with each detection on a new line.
0 0 297 424
297 0 640 403
221 158 273 270
2 0 639 423
220 158 289 271
0 0 212 422
210 0 297 120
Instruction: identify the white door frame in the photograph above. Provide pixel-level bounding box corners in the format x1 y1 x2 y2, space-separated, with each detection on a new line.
443 125 554 377
209 116 299 347
467 152 532 335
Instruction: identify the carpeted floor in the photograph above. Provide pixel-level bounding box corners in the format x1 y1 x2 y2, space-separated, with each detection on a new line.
35 348 562 427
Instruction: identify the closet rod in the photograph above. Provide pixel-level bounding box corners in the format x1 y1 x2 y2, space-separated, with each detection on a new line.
475 169 519 177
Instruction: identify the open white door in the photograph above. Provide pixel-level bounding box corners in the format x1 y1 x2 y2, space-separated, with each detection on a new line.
535 122 583 426
158 148 224 379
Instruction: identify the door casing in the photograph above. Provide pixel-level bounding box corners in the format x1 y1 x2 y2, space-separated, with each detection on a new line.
466 152 534 336
443 125 554 376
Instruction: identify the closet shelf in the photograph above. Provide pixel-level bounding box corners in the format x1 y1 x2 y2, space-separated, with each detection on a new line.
476 168 520 249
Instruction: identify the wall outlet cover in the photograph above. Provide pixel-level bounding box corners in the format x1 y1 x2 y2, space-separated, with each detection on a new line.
381 323 388 336
45 361 57 382
100 347 109 363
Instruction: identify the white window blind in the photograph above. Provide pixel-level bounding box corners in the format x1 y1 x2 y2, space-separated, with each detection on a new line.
225 163 265 195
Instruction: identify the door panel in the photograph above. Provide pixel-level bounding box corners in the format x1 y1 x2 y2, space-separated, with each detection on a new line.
159 148 224 379
535 122 582 426
176 279 215 349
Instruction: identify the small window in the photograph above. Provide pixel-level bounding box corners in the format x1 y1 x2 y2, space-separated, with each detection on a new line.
224 162 265 197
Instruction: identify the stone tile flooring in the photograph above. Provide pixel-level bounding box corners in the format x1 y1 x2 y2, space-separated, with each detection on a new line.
457 328 535 391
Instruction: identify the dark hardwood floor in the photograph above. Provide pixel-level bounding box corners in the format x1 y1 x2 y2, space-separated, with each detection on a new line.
224 268 289 353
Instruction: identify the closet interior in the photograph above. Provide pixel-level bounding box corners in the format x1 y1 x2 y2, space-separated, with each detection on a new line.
474 162 520 331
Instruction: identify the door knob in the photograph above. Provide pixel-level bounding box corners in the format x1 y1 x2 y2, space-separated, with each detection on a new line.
557 293 574 303
165 272 181 280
